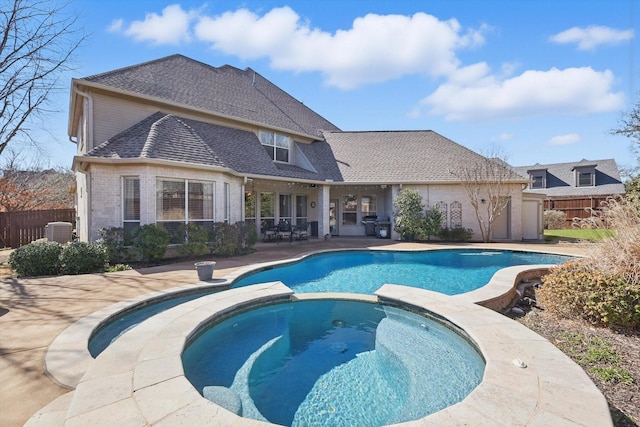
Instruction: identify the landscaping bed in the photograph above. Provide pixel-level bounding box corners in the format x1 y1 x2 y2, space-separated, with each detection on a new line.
518 309 639 426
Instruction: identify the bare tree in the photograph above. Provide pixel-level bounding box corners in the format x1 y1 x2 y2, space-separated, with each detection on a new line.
0 0 85 157
612 96 640 178
453 151 524 242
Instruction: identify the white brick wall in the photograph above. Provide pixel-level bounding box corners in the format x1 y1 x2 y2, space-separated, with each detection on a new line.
87 163 243 241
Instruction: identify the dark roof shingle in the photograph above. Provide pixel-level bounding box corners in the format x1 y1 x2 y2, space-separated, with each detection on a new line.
81 55 340 139
87 112 340 182
514 159 625 197
323 130 525 183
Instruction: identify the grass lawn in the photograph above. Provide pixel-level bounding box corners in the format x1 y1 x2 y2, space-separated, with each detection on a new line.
544 228 615 242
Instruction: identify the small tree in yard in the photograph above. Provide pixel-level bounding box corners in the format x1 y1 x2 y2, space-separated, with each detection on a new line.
393 189 424 241
423 208 443 240
453 152 523 242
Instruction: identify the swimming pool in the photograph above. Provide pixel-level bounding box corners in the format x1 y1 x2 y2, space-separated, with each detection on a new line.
88 249 571 357
233 249 570 294
182 298 485 426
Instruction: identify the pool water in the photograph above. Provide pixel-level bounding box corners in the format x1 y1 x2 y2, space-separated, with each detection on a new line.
233 249 570 294
88 291 212 357
182 299 485 426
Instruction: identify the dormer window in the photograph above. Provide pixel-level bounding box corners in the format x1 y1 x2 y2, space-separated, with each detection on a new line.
259 130 290 162
577 170 594 187
530 173 545 189
527 169 546 189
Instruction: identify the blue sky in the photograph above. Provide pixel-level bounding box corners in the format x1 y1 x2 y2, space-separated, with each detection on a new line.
28 0 640 175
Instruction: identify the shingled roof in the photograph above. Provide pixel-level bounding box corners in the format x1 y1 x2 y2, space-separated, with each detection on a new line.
87 112 343 182
323 130 526 184
80 55 340 139
513 159 625 197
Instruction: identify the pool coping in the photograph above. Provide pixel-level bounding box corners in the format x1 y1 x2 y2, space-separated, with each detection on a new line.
37 282 612 426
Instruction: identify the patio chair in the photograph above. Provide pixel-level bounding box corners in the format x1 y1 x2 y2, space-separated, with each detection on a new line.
276 220 292 243
261 222 277 242
292 222 310 242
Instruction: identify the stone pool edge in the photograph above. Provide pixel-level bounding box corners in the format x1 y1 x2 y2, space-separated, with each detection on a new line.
33 281 612 427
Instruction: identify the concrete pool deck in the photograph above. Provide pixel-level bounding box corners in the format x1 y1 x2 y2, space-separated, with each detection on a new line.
0 239 606 427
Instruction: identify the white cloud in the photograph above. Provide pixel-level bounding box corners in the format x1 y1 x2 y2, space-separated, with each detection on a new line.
550 25 634 51
194 7 488 89
107 18 123 33
421 65 624 122
120 4 195 45
495 133 514 141
547 134 581 145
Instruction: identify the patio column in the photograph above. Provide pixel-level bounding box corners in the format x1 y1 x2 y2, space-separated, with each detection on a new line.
318 184 331 237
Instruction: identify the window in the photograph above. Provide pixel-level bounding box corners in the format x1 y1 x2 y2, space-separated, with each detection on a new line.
156 179 214 243
295 195 308 226
279 194 292 224
223 182 230 223
259 130 290 162
122 177 140 238
361 195 377 217
260 192 275 227
577 171 594 187
342 194 357 225
245 191 256 227
530 173 545 189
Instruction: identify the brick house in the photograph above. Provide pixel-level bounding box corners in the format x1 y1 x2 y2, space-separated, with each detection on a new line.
68 54 539 242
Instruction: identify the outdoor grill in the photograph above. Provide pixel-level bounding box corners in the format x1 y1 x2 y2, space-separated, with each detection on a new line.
362 215 378 236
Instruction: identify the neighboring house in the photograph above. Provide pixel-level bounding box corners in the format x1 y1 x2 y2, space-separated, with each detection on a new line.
514 159 625 225
68 54 537 242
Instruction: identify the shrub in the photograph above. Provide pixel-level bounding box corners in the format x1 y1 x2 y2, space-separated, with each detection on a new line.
393 189 424 241
9 241 63 277
235 221 258 252
439 227 474 242
209 222 239 256
540 260 640 330
544 209 566 229
422 208 443 240
60 242 109 275
177 223 210 257
97 227 131 263
131 224 170 263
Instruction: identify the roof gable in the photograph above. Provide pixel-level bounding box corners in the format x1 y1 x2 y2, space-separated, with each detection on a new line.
80 55 340 139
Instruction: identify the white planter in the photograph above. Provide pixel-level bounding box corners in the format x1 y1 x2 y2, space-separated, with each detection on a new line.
195 261 216 281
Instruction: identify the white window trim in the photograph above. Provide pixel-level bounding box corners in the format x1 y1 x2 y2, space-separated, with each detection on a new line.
155 178 216 225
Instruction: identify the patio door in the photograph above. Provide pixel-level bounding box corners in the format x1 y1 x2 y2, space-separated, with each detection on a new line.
329 199 338 235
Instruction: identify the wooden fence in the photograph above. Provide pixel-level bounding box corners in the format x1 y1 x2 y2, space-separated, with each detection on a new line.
544 196 611 227
0 209 76 248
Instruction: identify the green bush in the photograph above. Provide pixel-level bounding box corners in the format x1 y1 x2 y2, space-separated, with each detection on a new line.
9 241 63 277
209 222 238 256
177 223 209 257
439 227 474 242
423 208 443 240
97 227 132 263
235 221 258 251
131 224 170 263
60 242 109 275
393 189 424 241
540 260 640 330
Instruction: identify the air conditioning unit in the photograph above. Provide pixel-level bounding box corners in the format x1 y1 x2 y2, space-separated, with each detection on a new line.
45 222 73 243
